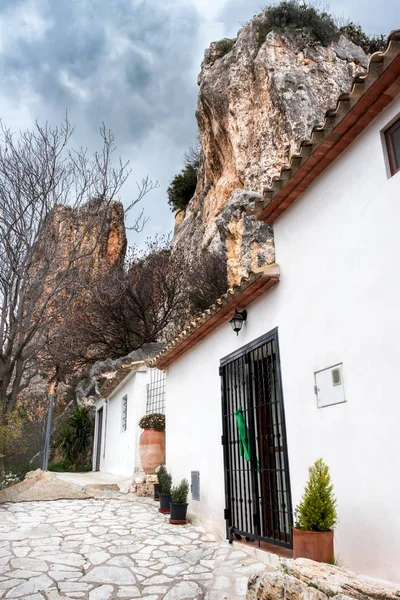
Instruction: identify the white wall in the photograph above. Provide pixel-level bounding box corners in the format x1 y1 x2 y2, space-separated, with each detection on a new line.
166 96 400 583
93 369 150 477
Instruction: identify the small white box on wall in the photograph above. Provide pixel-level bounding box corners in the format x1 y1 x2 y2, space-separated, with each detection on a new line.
314 363 345 408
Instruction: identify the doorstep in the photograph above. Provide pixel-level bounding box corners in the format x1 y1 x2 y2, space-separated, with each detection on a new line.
234 538 293 567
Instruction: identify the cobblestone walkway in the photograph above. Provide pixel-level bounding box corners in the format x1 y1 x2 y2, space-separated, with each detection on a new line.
0 498 270 599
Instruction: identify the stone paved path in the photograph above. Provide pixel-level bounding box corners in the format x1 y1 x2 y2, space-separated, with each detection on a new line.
0 498 270 599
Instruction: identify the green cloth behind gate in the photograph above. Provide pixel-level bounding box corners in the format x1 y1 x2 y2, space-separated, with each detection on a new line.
235 406 251 462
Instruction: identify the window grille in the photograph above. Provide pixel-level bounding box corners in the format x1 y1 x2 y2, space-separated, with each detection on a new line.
121 395 127 431
146 368 166 415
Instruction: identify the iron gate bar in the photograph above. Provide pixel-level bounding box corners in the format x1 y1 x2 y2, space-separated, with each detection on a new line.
220 328 293 549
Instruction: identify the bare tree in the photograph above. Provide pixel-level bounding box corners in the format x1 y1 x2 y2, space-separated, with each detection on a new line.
0 118 155 420
46 240 228 366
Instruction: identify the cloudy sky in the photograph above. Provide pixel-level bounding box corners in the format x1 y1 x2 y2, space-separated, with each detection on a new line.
0 0 398 245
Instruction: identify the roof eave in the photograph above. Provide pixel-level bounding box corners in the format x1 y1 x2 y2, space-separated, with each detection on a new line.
154 264 280 369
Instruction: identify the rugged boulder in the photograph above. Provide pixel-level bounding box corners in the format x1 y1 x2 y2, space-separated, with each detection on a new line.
173 12 368 284
247 559 399 600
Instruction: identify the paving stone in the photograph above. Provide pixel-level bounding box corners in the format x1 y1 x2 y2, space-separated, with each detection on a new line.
10 557 48 571
88 584 113 600
82 566 136 585
0 497 267 600
6 574 53 598
142 585 169 594
163 581 202 599
86 551 110 565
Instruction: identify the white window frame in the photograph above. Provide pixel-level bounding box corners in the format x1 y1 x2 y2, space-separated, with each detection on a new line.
121 395 128 432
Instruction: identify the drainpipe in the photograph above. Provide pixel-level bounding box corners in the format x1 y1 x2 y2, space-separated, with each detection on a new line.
42 380 56 471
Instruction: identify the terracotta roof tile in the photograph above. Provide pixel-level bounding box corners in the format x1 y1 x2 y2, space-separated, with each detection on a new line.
153 264 280 369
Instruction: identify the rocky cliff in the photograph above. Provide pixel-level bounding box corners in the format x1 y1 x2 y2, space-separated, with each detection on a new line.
173 13 367 284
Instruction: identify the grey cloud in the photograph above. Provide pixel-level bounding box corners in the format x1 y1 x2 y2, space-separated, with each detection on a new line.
0 0 200 144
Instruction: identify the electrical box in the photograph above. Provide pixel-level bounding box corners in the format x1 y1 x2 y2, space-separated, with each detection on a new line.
314 363 345 408
191 471 200 501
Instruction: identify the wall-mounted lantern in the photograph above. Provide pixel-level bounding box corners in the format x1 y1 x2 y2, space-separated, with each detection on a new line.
229 309 247 335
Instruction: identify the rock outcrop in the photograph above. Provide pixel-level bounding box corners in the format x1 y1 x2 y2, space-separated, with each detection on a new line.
247 559 399 600
173 12 368 284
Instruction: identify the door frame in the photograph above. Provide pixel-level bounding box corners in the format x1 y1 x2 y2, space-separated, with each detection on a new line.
220 327 293 548
95 407 104 472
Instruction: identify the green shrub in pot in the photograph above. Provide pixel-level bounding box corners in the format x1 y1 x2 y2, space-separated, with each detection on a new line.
170 479 189 524
158 467 172 514
293 458 337 563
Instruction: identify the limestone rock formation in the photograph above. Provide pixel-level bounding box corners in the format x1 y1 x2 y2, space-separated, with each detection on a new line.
173 12 368 284
247 559 399 600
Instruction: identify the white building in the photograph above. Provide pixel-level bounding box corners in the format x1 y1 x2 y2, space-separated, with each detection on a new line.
155 32 400 584
93 362 166 477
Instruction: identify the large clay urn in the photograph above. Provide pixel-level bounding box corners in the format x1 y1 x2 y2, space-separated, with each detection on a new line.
293 528 334 563
139 428 165 474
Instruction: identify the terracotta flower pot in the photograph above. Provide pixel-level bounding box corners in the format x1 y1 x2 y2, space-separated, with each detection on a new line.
139 429 165 474
293 528 334 563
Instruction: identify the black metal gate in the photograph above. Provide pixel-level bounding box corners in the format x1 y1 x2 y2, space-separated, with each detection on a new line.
220 329 293 548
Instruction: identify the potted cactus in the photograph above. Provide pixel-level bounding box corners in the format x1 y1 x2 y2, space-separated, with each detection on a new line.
158 467 172 514
293 458 338 563
169 479 189 524
138 413 165 474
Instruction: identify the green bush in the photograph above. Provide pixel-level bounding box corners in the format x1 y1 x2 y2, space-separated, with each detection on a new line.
48 460 92 473
158 467 172 494
58 406 93 466
339 23 386 54
256 2 384 52
215 37 236 57
139 413 165 432
257 1 338 47
171 479 189 504
294 458 338 532
167 143 200 212
167 164 198 212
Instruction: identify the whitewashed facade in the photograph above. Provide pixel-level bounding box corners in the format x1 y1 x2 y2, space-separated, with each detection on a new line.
93 364 150 477
163 83 400 582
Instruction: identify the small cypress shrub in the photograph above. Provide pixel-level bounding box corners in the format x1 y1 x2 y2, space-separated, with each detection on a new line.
171 479 189 504
158 467 172 494
294 458 338 532
157 465 167 486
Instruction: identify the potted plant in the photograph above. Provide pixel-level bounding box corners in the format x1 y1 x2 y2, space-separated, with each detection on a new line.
154 465 165 501
158 467 172 514
169 479 189 525
293 458 338 563
138 413 165 474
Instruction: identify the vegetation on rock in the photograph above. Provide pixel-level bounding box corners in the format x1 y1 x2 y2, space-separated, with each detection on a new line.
167 142 200 212
215 38 236 57
171 479 189 504
257 1 338 46
139 413 165 431
294 458 338 532
255 1 385 52
339 22 386 54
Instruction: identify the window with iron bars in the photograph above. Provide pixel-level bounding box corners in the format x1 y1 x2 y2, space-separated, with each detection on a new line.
146 368 166 415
